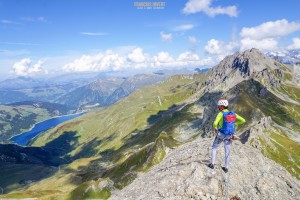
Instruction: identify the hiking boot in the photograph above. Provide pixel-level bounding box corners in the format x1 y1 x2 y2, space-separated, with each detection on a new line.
222 167 228 173
208 163 214 169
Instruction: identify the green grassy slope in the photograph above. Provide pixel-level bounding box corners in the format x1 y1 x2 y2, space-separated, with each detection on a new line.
3 69 300 199
30 74 203 157
228 80 300 179
2 74 205 199
0 164 55 194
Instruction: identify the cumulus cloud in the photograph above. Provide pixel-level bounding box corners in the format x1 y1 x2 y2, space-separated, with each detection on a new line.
239 19 300 51
63 50 126 72
204 39 238 55
160 31 172 42
205 39 223 54
182 0 238 17
127 48 147 63
63 49 213 73
154 51 174 63
178 51 200 61
240 19 300 40
174 24 195 31
240 38 278 52
287 37 300 50
11 58 45 76
153 51 214 68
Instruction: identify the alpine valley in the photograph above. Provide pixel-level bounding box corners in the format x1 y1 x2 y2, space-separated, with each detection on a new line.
0 49 299 200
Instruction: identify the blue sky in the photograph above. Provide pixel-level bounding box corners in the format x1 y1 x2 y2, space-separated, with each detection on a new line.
0 0 300 78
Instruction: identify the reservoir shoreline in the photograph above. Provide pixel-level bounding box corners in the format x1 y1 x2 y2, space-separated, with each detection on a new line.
10 112 85 146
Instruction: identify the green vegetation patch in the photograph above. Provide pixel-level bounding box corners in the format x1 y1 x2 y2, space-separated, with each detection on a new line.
0 164 55 194
3 190 61 199
278 84 300 103
68 180 111 200
258 128 300 180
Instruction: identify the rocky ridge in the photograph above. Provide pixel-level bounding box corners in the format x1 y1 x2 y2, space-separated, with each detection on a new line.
203 48 285 92
110 138 300 200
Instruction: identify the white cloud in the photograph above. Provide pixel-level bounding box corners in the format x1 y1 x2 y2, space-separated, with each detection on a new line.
205 39 223 54
238 19 300 52
160 31 172 42
182 0 238 17
178 51 200 61
240 19 300 40
127 48 147 63
80 32 108 36
188 36 199 44
153 51 214 68
204 39 239 58
63 50 126 72
11 58 45 76
174 24 195 31
287 37 300 50
240 38 278 52
63 49 213 73
154 51 174 64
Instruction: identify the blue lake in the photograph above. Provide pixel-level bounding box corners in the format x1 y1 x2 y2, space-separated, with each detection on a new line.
10 112 84 146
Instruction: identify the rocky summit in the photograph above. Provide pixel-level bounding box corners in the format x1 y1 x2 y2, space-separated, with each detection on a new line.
110 138 300 200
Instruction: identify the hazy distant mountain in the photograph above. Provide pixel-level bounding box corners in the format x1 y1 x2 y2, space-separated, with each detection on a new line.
0 73 100 104
266 49 300 64
54 73 169 109
46 72 100 85
194 67 210 73
54 77 125 108
107 73 168 105
0 73 168 106
0 84 78 104
0 90 32 104
0 76 46 90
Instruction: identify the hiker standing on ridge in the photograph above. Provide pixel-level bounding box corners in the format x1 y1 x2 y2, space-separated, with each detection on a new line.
208 98 246 173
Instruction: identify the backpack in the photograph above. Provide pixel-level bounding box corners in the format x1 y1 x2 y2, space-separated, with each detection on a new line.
219 111 236 135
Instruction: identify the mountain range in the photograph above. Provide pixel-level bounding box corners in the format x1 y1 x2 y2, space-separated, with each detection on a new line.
0 73 169 143
0 73 169 108
0 48 299 199
266 49 300 64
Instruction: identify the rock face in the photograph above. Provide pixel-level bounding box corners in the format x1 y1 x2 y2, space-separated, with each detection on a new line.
204 48 284 92
110 138 300 200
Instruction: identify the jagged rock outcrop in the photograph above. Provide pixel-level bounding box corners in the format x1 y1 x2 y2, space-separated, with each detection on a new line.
203 48 285 92
110 138 300 200
239 117 272 149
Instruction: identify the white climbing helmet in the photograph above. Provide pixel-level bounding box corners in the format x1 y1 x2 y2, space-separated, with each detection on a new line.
217 98 228 107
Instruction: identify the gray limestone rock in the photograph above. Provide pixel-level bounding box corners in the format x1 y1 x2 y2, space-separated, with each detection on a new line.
110 138 300 200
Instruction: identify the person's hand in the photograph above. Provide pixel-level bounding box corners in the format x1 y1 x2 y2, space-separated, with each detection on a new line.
214 128 218 134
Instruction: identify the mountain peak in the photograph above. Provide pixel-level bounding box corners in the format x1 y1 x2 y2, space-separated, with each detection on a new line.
232 48 277 73
204 48 286 91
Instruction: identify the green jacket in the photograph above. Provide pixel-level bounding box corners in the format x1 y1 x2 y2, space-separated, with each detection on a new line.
213 109 246 130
